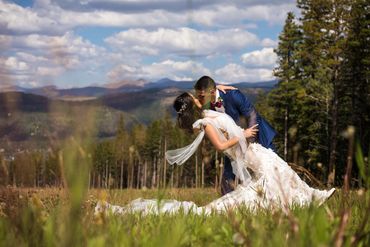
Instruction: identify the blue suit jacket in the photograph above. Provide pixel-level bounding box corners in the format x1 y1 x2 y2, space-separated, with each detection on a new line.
219 90 276 149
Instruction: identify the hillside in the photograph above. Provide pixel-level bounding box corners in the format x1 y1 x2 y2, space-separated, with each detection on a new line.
0 81 274 153
1 78 277 100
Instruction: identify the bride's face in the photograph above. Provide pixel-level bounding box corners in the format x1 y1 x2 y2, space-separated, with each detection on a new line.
188 93 202 109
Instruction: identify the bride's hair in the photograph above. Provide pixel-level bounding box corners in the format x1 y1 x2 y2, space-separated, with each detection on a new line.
173 92 200 133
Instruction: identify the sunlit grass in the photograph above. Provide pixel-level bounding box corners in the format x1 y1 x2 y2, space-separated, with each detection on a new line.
0 186 369 247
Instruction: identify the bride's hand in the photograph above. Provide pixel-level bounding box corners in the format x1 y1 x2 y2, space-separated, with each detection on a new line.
188 93 202 109
216 84 237 93
244 124 259 139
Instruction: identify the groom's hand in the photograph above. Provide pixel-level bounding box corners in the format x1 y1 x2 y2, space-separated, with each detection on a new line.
244 124 259 139
216 84 237 94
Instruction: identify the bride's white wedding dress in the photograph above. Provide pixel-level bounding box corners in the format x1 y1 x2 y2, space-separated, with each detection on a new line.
95 110 335 216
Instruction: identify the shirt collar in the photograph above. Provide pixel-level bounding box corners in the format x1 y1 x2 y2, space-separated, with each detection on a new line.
215 89 220 100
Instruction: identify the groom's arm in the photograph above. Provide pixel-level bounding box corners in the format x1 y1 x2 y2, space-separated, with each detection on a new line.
232 90 258 128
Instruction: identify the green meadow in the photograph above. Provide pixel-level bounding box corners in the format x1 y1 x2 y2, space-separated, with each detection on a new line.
0 187 369 247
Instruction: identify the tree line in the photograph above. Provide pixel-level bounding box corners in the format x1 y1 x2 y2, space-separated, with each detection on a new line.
0 113 224 189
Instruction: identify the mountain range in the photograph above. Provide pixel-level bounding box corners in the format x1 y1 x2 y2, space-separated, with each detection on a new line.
0 78 277 100
0 78 277 152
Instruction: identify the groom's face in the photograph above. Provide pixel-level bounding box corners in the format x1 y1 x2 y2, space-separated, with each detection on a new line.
195 87 215 106
195 88 216 105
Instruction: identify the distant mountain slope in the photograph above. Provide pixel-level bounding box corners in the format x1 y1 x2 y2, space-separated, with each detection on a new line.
236 80 278 88
0 92 132 148
1 78 277 100
0 92 52 115
0 82 272 151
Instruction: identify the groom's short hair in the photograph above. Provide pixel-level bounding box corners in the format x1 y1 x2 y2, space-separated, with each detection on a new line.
194 76 216 90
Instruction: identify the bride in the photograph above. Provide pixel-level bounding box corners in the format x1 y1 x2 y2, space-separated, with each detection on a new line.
95 92 335 215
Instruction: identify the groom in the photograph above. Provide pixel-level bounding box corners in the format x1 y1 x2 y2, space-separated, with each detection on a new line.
194 75 276 195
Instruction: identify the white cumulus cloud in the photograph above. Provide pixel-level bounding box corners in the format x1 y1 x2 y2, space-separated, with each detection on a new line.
215 63 274 83
241 48 277 68
108 59 210 82
106 27 259 57
261 38 278 47
1 56 29 72
0 32 107 87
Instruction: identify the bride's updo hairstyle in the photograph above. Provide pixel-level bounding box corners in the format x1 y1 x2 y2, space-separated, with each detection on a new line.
173 92 199 133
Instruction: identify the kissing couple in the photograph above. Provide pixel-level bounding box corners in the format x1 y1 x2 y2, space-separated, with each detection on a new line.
95 76 335 215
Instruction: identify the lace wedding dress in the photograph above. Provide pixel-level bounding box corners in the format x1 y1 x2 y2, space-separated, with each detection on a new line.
95 110 335 216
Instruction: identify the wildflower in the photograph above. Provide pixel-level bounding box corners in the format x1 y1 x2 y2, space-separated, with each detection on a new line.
232 232 245 245
357 189 364 196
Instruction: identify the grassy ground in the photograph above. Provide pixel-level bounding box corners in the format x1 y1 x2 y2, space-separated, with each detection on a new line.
0 187 369 247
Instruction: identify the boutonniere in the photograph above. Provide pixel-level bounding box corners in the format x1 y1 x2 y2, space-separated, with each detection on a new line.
211 97 223 108
211 97 225 113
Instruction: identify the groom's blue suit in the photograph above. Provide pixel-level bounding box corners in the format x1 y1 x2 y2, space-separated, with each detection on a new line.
218 89 276 194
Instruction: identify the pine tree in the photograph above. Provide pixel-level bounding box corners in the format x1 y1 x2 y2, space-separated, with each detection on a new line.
131 123 146 187
296 0 341 183
161 112 173 187
293 0 330 173
341 0 370 149
272 12 302 161
92 141 115 188
144 120 162 188
114 114 128 189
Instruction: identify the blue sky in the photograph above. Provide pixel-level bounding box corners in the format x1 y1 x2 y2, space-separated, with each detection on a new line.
0 0 299 88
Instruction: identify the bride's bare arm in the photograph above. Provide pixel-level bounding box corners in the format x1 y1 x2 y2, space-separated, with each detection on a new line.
204 123 258 151
204 124 239 151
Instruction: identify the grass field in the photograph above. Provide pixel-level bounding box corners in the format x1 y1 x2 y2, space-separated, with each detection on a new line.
0 187 369 247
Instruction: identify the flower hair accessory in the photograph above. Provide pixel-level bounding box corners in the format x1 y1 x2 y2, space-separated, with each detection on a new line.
177 103 187 114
